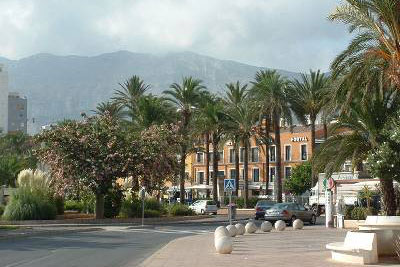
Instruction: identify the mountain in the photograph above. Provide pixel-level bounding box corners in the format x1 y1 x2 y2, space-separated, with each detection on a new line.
0 51 301 133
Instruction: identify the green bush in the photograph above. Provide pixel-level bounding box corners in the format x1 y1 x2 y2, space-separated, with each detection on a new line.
3 169 57 220
53 196 64 215
350 207 373 220
168 203 195 216
234 197 259 208
64 200 83 212
104 186 124 218
145 198 162 211
0 204 5 217
344 205 355 220
144 209 161 218
119 197 142 218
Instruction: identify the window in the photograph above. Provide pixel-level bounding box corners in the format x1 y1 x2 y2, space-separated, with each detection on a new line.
209 152 213 162
229 149 235 163
230 169 237 179
218 151 224 163
196 152 204 163
217 171 225 178
285 145 291 161
251 147 259 162
269 146 276 162
301 144 307 160
269 167 276 183
253 168 260 182
239 147 245 163
285 166 292 179
196 172 204 184
240 169 244 180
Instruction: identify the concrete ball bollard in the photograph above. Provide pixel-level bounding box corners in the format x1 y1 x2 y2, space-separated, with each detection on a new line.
214 236 233 254
293 219 304 230
215 226 230 241
235 223 245 235
261 221 273 232
275 220 286 231
226 225 237 237
245 222 257 234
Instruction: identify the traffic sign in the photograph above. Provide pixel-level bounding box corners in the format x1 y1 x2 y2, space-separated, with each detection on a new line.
224 179 236 192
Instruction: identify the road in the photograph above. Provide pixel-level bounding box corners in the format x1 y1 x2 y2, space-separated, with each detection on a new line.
0 216 324 267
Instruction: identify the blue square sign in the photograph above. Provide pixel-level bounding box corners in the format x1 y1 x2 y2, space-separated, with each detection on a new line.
224 179 236 191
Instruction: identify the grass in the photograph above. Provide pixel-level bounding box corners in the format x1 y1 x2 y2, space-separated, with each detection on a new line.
0 225 19 231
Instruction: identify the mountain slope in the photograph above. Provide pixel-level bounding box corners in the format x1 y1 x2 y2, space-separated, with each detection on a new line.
0 51 300 133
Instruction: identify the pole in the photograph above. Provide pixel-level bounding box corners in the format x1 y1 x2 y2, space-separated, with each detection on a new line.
229 190 232 225
141 187 145 227
325 189 333 228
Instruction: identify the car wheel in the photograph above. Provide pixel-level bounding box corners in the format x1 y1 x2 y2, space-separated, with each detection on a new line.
212 212 217 215
200 209 205 215
310 214 316 225
255 216 259 220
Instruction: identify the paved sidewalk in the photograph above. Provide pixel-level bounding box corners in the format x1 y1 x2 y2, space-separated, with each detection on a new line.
139 225 400 267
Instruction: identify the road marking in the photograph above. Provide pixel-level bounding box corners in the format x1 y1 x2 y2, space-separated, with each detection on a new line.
111 228 212 235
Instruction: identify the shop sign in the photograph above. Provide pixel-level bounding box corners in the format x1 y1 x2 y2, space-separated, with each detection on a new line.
291 136 308 142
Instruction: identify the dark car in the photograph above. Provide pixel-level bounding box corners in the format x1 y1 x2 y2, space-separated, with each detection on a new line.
254 200 275 220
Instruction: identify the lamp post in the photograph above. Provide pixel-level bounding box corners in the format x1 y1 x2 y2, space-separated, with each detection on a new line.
140 186 146 227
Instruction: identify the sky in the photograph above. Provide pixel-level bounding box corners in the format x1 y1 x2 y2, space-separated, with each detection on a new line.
0 0 351 72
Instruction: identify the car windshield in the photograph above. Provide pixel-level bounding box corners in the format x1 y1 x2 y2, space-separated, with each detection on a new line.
256 200 274 207
271 203 290 210
206 200 215 205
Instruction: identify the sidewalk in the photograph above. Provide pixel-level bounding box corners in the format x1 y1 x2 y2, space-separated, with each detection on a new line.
139 225 400 267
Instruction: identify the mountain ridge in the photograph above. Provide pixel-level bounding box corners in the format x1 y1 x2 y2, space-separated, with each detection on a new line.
0 51 301 133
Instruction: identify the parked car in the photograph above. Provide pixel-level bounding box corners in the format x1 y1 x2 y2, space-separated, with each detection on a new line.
189 200 218 215
254 200 275 220
264 202 316 225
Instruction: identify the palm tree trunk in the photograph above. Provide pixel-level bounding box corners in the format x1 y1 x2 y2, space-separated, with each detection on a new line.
274 112 282 203
323 122 328 140
179 144 187 204
234 140 240 196
244 138 249 208
212 133 219 203
380 177 397 216
205 133 210 198
95 193 105 219
311 118 317 186
264 117 270 195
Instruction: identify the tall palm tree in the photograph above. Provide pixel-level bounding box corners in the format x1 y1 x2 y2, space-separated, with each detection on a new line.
251 70 291 203
135 95 175 128
313 84 400 215
164 77 206 204
288 70 330 185
224 93 258 207
329 0 400 90
112 75 150 120
224 81 248 195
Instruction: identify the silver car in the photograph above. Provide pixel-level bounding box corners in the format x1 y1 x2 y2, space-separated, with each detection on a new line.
264 202 316 225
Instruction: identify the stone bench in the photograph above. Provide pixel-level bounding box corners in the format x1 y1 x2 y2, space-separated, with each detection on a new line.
358 216 400 256
326 231 378 265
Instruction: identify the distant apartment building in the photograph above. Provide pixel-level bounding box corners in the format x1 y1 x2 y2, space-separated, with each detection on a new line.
0 64 8 133
189 125 325 201
8 92 28 134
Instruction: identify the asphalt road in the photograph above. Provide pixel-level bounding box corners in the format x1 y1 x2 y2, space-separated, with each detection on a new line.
0 216 324 267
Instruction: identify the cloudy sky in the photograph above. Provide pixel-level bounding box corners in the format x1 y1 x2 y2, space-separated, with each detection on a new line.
0 0 351 72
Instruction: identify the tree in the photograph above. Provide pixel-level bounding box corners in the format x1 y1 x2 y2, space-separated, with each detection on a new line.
329 0 400 91
288 70 330 185
224 82 248 195
313 84 400 215
224 93 258 207
284 162 312 196
93 101 124 120
251 70 291 203
35 114 133 219
112 75 150 121
163 77 206 203
135 95 176 129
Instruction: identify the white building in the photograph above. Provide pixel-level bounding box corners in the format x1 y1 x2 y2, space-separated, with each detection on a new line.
0 64 8 134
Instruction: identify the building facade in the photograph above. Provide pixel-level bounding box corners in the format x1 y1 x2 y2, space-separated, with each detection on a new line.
0 64 8 134
189 125 325 201
8 92 28 134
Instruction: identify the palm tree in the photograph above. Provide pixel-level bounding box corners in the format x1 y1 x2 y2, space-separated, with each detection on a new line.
135 95 175 128
287 70 330 185
313 84 400 215
224 92 258 207
164 77 206 204
224 82 248 195
329 0 400 90
93 101 124 120
251 70 291 203
112 75 150 120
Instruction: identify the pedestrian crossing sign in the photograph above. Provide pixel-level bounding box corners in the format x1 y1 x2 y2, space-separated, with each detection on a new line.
224 179 236 192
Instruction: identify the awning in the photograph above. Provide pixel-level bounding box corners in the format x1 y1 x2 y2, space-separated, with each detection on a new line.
187 184 213 190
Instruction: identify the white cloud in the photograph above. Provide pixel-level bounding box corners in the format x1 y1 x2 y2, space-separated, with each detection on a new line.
0 0 351 72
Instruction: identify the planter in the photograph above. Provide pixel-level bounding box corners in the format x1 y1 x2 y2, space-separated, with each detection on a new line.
358 216 400 256
343 219 365 229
